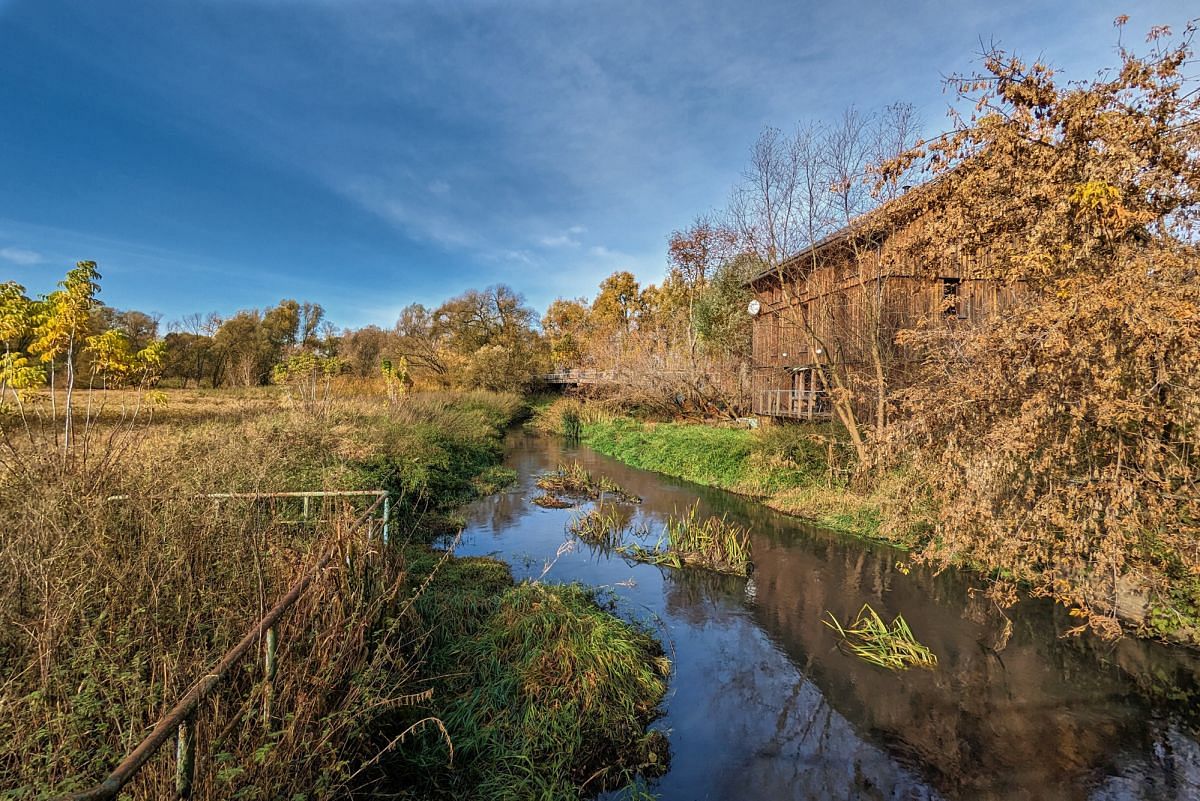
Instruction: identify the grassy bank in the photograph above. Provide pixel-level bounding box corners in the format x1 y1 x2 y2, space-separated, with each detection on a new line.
1 388 668 799
392 553 669 799
532 399 1198 645
532 399 895 543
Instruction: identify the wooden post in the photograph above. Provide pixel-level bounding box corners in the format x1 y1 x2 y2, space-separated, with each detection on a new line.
262 626 277 730
175 717 195 799
302 496 310 520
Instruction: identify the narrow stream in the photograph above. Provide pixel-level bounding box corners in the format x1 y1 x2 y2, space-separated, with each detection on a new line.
457 430 1200 801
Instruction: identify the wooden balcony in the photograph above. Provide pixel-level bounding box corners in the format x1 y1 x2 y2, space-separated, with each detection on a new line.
754 389 832 420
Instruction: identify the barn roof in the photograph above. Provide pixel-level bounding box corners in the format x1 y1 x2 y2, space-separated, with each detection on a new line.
744 176 943 287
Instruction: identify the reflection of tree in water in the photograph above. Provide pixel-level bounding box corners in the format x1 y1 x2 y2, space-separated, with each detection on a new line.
464 485 528 535
656 590 942 800
745 527 1200 800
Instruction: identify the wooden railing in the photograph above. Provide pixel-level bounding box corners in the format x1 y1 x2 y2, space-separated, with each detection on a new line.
754 389 831 420
540 369 616 385
55 492 388 801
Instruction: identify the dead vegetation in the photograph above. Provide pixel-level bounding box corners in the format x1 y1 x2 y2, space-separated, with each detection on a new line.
0 387 668 798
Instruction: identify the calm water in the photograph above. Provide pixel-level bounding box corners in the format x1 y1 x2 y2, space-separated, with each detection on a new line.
456 431 1200 801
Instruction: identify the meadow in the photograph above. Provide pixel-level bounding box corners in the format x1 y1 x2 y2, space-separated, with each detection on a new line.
0 387 668 799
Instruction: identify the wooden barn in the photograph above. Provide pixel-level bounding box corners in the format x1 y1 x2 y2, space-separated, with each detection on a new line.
746 189 1023 420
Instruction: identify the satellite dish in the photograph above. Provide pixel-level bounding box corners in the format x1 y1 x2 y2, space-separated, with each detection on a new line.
747 299 762 316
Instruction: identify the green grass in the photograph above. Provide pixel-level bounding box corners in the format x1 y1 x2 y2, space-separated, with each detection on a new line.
576 413 886 541
582 418 769 492
392 554 670 800
824 604 938 671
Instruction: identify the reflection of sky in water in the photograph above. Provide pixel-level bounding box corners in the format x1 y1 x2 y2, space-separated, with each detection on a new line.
455 431 1200 801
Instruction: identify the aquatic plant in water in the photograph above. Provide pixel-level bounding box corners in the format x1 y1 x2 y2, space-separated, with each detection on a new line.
567 504 629 548
620 502 752 576
823 603 937 671
532 493 574 509
535 461 640 503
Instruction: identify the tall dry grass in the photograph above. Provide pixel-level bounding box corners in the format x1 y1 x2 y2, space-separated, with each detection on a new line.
0 386 524 798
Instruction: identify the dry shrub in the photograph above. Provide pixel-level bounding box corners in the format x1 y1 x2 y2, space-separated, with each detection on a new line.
880 23 1200 638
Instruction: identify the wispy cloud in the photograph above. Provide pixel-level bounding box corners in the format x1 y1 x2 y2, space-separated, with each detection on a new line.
0 246 43 265
2 0 1188 324
538 232 581 248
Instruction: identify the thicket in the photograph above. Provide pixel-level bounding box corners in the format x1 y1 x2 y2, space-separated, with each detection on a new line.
876 21 1200 640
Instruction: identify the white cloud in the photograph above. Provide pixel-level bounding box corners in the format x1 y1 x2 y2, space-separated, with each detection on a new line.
538 233 580 248
0 247 44 265
338 177 477 249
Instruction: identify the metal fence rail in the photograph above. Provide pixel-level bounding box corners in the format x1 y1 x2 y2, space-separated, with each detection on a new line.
105 489 392 541
56 493 387 801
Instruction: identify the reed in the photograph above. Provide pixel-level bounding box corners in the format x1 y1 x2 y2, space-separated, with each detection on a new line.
535 461 639 503
620 502 752 576
823 603 938 671
567 503 628 548
561 404 583 441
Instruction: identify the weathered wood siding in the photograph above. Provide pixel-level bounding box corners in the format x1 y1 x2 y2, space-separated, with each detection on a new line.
748 212 1025 415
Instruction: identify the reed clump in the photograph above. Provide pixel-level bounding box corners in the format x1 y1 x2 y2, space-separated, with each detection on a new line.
621 502 751 576
567 503 630 548
535 461 640 504
532 492 574 509
823 603 938 671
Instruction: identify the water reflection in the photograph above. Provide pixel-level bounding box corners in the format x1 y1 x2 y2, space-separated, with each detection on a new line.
456 430 1200 800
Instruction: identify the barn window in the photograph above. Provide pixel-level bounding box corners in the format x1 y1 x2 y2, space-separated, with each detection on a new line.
941 277 961 317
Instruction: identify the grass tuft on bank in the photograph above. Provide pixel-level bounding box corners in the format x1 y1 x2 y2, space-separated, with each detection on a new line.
394 557 671 800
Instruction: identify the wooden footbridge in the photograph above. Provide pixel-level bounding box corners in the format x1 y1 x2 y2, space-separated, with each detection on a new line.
540 369 617 386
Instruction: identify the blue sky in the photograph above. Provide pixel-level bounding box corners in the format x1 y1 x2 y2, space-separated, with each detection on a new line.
0 0 1191 328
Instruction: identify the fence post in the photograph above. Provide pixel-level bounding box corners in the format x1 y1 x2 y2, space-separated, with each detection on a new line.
175 717 195 799
382 494 390 545
302 496 310 520
263 626 278 730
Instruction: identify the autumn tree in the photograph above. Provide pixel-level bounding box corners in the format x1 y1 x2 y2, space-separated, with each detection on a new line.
667 217 739 357
393 286 547 391
731 105 920 457
0 282 44 406
30 261 101 453
879 20 1200 638
591 271 643 340
340 325 393 378
542 298 592 369
393 303 448 382
692 254 757 359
